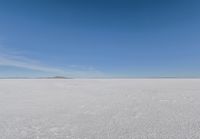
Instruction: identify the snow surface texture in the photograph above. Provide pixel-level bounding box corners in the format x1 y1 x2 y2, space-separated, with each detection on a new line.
0 79 200 139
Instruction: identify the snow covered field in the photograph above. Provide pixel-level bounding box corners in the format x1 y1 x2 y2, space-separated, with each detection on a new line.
0 79 200 139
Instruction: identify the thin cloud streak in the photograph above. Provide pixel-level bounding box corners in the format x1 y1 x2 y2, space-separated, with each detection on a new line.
0 50 105 78
0 54 65 74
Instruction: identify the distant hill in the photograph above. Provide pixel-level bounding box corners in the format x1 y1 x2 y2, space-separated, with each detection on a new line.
45 76 72 79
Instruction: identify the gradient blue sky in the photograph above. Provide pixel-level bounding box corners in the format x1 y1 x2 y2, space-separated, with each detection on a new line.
0 0 200 78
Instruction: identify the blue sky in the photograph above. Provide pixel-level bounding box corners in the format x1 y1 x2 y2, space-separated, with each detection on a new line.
0 0 200 78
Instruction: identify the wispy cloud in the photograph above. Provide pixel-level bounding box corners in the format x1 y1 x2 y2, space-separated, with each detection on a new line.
0 53 65 73
0 47 105 78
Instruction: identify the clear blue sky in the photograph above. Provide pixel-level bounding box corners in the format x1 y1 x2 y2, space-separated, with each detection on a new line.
0 0 200 78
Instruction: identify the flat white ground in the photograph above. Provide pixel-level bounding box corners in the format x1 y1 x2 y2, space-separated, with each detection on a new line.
0 79 200 139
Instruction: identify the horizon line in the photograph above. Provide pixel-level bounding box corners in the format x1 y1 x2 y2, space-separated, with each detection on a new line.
1 76 200 79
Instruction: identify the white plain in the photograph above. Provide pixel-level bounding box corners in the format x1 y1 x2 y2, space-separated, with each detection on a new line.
0 79 200 139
